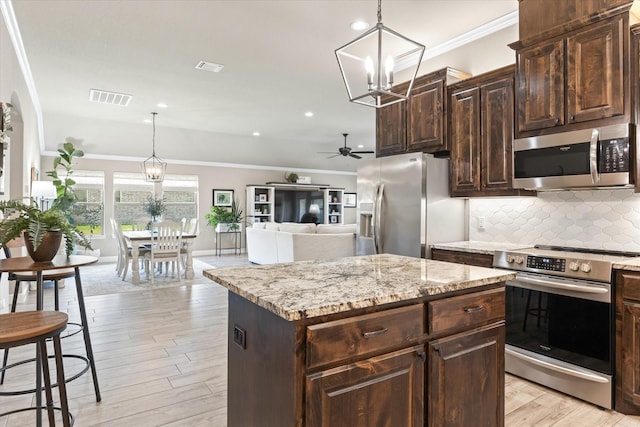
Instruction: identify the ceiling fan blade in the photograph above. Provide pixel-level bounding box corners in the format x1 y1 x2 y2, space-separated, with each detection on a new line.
317 151 337 154
349 153 362 159
327 154 340 158
351 151 374 154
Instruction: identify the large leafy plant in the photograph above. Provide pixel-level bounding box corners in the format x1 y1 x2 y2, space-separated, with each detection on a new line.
205 199 243 231
0 200 91 255
0 141 92 256
46 141 84 214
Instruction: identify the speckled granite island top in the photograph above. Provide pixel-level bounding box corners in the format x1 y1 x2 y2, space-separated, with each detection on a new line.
203 253 516 321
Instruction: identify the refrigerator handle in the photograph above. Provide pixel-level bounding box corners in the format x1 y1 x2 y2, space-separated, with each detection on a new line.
374 183 384 254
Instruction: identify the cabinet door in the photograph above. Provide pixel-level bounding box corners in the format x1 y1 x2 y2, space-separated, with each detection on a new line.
376 86 408 156
306 345 424 427
620 300 640 413
428 322 505 427
450 87 481 195
566 17 625 124
407 78 446 153
516 39 565 133
481 76 514 191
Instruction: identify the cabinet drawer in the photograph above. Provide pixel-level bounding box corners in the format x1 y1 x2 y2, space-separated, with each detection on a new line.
428 288 505 334
621 273 640 301
306 304 424 369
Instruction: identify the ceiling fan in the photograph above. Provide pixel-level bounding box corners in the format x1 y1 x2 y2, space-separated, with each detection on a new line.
320 133 375 159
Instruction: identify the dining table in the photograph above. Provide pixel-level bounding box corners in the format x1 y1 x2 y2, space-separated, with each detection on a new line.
122 230 197 284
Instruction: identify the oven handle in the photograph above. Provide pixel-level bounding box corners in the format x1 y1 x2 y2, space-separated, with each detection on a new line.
506 348 609 384
511 274 608 295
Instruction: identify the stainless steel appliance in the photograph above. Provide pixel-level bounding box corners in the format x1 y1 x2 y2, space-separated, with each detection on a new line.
513 123 633 191
356 152 466 258
494 245 640 409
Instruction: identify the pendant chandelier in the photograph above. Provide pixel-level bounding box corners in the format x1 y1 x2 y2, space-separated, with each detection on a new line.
335 0 425 108
141 112 167 182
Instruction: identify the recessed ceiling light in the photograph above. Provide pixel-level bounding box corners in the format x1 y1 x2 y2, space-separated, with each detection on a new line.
143 119 152 123
252 132 260 136
157 103 168 108
357 144 364 148
305 111 314 117
350 20 369 31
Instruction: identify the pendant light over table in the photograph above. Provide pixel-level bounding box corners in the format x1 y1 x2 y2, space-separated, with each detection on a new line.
142 112 167 182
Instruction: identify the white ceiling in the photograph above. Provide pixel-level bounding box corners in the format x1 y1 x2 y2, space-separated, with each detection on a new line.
9 0 519 172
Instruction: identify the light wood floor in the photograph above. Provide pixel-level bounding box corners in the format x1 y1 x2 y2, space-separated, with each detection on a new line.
1 259 640 426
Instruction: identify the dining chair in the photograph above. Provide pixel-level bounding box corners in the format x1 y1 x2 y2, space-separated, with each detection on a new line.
144 220 183 284
180 218 199 269
113 221 150 281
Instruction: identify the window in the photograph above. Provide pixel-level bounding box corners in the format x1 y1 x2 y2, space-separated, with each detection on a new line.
113 172 154 230
70 171 105 238
161 174 198 222
113 173 198 230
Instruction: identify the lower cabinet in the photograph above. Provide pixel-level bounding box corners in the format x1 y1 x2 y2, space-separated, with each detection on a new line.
615 271 640 414
428 323 505 427
431 248 494 268
227 286 506 426
306 345 425 427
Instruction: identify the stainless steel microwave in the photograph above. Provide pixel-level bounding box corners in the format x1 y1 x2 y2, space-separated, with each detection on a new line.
513 123 634 191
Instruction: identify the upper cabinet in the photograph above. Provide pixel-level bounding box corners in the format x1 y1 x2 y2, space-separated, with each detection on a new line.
376 68 471 157
512 3 631 137
449 65 535 197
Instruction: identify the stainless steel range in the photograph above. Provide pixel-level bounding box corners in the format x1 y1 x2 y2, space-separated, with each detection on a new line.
494 245 640 409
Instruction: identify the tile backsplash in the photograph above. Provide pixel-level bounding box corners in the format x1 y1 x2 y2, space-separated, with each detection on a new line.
468 189 640 252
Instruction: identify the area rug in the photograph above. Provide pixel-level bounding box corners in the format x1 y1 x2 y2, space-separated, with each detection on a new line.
76 258 225 297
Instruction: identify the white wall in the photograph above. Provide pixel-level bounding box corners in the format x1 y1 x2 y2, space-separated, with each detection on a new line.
40 154 357 258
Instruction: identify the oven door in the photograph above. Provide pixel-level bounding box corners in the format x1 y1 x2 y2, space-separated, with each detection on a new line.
505 272 614 408
506 272 612 374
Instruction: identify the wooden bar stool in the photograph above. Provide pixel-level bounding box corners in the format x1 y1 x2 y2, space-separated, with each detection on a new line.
0 311 72 426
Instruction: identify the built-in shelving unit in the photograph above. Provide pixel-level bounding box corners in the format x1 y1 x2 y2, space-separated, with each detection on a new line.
325 188 344 225
246 185 275 224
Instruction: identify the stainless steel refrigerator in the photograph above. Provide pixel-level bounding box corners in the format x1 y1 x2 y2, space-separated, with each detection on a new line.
356 152 466 258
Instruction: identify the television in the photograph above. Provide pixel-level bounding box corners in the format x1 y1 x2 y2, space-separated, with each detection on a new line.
274 188 324 224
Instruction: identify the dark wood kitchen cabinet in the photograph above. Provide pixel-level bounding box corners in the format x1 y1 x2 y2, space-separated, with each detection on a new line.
513 13 630 137
428 323 505 426
376 67 470 157
227 282 507 426
615 270 640 415
431 248 494 268
449 65 533 197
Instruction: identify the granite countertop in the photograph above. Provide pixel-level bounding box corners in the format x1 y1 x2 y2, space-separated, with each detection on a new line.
204 254 516 321
431 240 533 255
613 258 640 271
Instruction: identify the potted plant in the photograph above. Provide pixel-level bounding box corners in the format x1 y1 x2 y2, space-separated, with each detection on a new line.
0 141 92 261
142 194 167 224
205 198 243 232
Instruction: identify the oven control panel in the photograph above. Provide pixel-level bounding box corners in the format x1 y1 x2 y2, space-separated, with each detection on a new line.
526 256 566 272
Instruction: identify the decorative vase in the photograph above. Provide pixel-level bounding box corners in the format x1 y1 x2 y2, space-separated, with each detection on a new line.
24 230 63 262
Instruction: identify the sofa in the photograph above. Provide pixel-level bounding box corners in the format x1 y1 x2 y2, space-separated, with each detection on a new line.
246 222 357 264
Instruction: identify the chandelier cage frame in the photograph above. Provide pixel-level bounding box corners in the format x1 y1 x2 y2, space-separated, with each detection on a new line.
141 112 167 182
335 0 425 108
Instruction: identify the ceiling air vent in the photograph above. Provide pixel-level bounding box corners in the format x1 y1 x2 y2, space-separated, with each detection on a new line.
89 89 133 106
195 60 224 73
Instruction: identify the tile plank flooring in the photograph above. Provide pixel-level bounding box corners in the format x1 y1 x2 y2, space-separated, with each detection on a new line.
1 256 640 426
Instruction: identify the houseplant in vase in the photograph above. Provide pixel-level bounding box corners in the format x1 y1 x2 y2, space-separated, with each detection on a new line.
0 141 92 262
205 198 244 232
142 194 167 228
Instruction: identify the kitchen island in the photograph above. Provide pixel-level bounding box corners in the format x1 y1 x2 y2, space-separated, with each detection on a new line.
204 254 516 426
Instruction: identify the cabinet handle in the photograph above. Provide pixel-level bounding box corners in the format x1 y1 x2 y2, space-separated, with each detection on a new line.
463 305 485 313
362 327 389 338
417 352 427 362
570 115 575 121
555 118 560 124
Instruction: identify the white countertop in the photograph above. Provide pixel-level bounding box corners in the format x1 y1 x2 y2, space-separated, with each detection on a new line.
204 254 515 321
